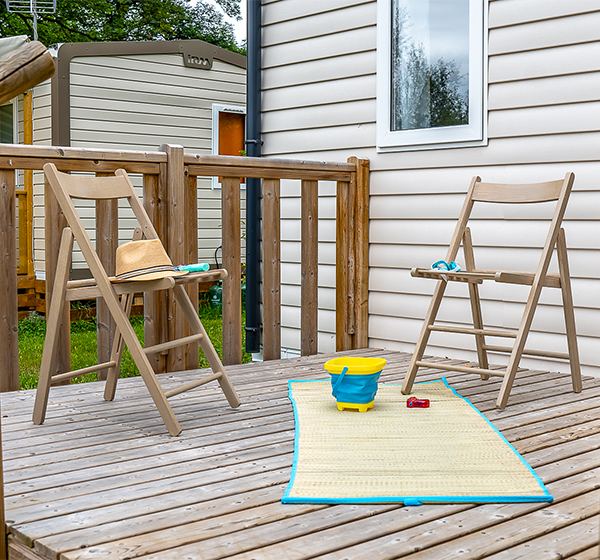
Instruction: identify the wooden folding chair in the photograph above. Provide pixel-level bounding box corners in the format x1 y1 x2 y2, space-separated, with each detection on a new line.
33 163 241 436
402 173 582 409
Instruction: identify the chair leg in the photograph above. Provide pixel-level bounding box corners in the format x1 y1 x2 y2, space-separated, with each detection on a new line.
463 227 489 377
557 228 582 393
173 284 241 408
33 228 73 425
402 279 449 395
104 291 135 402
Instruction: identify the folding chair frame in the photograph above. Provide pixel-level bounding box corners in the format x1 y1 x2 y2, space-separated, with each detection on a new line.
33 163 240 436
402 173 582 409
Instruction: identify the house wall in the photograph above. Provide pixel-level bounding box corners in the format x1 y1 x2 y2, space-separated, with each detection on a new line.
31 80 53 279
260 0 600 377
31 47 246 277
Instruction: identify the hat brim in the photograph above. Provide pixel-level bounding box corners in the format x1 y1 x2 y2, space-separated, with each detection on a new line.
112 269 189 283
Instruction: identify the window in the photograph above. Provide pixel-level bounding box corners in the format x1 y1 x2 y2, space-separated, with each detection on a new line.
376 0 487 151
212 103 246 189
0 101 16 144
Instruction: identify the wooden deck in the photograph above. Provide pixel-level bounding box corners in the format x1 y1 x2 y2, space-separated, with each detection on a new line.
2 349 599 560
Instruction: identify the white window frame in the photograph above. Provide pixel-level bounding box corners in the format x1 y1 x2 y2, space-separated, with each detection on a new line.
376 0 488 152
211 103 247 190
0 98 18 144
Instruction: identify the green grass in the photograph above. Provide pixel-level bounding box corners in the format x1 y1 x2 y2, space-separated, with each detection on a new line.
18 300 252 390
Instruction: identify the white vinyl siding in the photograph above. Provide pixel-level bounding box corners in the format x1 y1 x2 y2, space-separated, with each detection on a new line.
260 0 600 378
62 52 245 271
31 80 52 279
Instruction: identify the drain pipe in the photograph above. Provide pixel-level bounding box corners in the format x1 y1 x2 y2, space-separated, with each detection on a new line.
244 0 262 354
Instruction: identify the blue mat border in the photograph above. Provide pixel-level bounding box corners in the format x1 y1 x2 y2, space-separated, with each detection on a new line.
282 377 553 505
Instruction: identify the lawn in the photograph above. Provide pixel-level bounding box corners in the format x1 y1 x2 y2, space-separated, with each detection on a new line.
18 300 252 390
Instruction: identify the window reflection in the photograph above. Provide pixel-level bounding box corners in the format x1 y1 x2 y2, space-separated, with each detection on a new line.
391 0 470 131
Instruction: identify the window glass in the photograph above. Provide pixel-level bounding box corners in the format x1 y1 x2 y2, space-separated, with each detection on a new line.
376 0 486 151
391 0 469 131
0 104 14 143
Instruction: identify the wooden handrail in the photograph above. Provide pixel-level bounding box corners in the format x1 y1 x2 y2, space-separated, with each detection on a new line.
0 144 369 379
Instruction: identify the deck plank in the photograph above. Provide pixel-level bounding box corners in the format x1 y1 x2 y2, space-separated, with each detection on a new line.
2 350 598 560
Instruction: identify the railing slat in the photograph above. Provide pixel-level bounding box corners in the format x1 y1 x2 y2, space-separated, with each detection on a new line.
352 157 370 348
161 145 187 372
336 179 352 352
301 179 318 356
96 173 118 380
44 174 71 383
222 176 242 365
143 171 167 374
185 173 200 370
262 178 281 361
0 170 19 392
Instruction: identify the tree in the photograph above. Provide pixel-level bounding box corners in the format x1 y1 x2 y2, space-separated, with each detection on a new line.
0 0 243 53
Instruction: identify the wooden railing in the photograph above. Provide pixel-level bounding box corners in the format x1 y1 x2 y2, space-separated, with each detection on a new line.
0 144 370 391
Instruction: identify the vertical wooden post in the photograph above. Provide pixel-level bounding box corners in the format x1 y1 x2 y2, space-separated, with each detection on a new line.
222 176 242 365
351 157 370 348
44 175 70 382
262 178 280 361
0 170 19 392
96 174 118 379
301 179 318 356
336 178 351 352
336 157 370 351
24 91 34 278
185 173 199 370
143 171 167 373
0 394 5 559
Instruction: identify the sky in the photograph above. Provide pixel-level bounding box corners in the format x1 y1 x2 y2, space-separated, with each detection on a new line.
200 0 247 44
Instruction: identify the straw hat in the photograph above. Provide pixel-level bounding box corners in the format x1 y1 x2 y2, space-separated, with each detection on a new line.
113 239 188 282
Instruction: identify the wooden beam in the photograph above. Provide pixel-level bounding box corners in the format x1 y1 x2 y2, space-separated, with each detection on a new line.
352 157 370 349
221 176 242 365
262 178 281 361
143 171 167 374
0 41 55 106
161 144 187 372
0 170 18 392
96 173 118 380
185 173 200 370
301 180 318 356
44 174 70 384
336 179 352 352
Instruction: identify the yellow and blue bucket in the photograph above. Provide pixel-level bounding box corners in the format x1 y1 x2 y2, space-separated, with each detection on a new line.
324 357 387 412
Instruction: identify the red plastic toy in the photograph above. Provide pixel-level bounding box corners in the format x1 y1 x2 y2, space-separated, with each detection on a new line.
407 397 430 408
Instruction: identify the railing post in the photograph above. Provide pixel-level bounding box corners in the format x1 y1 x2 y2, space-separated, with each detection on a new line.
44 174 71 382
161 144 188 372
222 176 242 365
336 157 370 351
144 170 168 374
96 173 118 379
301 179 319 356
0 169 19 391
262 178 280 360
352 157 370 349
185 172 199 370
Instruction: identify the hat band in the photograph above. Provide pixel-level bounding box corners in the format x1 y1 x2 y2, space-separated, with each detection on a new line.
115 264 177 280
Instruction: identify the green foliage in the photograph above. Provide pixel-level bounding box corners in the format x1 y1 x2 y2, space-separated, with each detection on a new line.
0 0 243 53
18 302 251 390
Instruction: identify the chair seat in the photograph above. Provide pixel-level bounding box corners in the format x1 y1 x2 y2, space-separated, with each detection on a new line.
63 269 228 301
411 268 562 288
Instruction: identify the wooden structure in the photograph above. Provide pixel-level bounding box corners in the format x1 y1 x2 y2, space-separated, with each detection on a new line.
1 349 598 559
403 175 582 409
0 144 370 391
0 41 54 106
33 164 240 436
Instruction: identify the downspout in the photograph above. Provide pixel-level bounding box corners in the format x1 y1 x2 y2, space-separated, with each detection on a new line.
244 0 263 354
